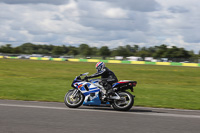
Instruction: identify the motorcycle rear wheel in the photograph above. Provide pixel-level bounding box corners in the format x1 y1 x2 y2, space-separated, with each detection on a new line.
111 91 134 111
64 90 84 108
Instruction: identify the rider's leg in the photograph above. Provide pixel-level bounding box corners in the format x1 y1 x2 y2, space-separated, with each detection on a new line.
101 80 116 99
106 84 114 96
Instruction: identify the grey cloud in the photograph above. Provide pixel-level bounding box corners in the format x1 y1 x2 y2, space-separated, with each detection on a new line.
77 1 150 32
154 15 175 19
33 34 61 42
91 0 161 12
182 29 200 43
79 17 149 33
0 0 69 5
168 6 189 13
52 15 63 21
0 0 199 53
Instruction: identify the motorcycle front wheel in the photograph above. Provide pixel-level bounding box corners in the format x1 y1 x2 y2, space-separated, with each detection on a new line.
111 91 134 111
64 89 84 108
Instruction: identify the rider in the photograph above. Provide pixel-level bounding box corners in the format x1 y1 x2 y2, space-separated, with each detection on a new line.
85 62 118 98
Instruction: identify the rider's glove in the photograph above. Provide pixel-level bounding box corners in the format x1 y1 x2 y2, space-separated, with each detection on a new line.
83 76 88 81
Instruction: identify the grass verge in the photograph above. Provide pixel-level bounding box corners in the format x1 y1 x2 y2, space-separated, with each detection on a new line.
0 59 200 110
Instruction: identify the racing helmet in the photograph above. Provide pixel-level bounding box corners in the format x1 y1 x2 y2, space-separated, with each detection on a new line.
95 62 105 73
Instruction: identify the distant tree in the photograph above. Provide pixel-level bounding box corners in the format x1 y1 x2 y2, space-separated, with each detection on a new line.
99 46 110 56
189 50 195 57
90 47 99 56
61 45 69 54
152 45 192 59
136 47 151 59
67 46 79 56
52 46 65 55
47 45 55 52
79 44 92 56
99 46 110 59
0 42 197 59
153 44 168 58
132 45 139 53
19 43 36 54
0 44 13 53
147 46 156 56
125 45 133 56
12 47 22 54
111 46 131 57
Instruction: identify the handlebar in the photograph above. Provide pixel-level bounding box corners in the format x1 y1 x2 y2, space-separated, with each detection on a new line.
79 72 89 76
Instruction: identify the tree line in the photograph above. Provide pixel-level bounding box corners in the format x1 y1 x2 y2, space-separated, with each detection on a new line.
0 43 199 59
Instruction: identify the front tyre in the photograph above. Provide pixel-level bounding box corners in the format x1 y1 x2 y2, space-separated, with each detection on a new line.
111 91 134 111
64 90 84 108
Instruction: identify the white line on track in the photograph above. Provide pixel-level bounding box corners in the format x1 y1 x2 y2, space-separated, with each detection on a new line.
0 103 200 119
133 106 200 112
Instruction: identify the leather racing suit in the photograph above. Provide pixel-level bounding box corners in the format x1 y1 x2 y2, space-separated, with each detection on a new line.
87 67 118 92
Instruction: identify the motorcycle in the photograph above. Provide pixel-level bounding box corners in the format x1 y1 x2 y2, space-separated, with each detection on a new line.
64 72 137 111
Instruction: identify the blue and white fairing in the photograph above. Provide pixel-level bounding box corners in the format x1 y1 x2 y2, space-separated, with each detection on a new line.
75 82 100 96
73 79 102 106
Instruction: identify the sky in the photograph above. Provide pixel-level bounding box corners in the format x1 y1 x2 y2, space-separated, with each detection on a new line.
0 0 200 53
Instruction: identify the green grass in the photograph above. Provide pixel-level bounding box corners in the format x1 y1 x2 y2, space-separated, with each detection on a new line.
0 59 200 110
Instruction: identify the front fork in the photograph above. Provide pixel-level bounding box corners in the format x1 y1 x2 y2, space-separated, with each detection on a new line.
70 89 79 100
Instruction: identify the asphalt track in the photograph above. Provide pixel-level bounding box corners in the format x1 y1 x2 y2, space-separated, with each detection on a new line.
0 100 200 133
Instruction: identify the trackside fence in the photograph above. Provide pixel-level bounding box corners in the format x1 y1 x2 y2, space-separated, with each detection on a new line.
0 56 200 67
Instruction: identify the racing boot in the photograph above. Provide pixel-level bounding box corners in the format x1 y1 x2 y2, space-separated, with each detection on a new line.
101 90 113 101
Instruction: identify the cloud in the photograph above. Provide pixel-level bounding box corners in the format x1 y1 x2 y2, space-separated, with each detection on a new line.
103 8 128 19
91 0 161 12
77 0 149 32
0 0 69 5
168 6 189 13
0 0 199 53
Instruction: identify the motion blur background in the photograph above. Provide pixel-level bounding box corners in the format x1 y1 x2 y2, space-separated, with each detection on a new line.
0 0 200 110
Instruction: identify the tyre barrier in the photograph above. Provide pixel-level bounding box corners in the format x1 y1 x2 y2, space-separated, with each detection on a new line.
29 57 66 61
1 56 200 67
68 59 200 67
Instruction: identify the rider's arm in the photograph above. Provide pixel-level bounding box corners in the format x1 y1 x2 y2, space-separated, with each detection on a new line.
87 68 106 79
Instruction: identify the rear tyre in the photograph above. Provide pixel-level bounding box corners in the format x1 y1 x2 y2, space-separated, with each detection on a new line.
111 91 134 111
64 90 84 108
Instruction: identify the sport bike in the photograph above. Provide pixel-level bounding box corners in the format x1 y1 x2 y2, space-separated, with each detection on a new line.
64 72 137 111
